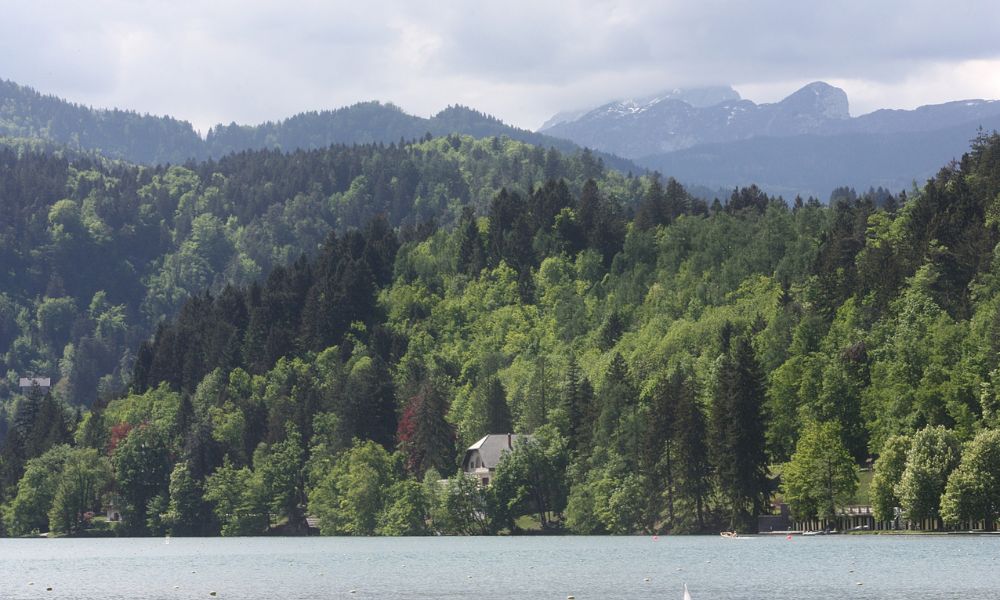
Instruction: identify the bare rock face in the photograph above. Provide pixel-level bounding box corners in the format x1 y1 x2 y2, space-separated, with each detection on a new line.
540 81 1000 200
540 82 855 158
776 81 850 120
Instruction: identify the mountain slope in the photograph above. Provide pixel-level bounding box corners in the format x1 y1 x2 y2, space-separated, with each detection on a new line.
541 82 854 157
641 114 1000 198
0 79 203 164
0 80 638 172
542 81 1000 197
0 133 641 408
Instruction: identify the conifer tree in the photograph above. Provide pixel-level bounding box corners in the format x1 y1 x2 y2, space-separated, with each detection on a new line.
711 331 769 532
644 373 679 528
596 353 639 466
484 377 513 434
398 378 456 477
634 175 666 231
673 370 710 531
663 177 689 222
486 188 534 276
362 214 400 288
576 179 600 244
558 357 593 455
343 353 398 449
576 178 624 264
456 206 486 276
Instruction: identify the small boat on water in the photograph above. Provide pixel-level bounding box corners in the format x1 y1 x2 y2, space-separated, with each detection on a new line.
719 531 738 539
683 583 692 600
803 529 837 536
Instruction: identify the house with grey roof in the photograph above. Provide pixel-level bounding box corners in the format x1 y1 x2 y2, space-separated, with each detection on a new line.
461 433 532 485
18 377 51 394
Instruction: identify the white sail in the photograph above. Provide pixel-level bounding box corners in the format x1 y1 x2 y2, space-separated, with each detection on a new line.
683 583 692 600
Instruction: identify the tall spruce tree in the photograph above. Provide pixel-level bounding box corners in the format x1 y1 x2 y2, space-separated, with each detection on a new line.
558 357 594 455
662 177 689 223
644 372 679 529
456 206 486 276
484 377 513 434
596 353 639 467
576 179 624 264
711 331 769 532
634 175 666 231
673 369 710 532
398 378 457 477
344 353 398 448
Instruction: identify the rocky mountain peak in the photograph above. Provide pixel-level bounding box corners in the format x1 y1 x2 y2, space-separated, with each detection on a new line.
777 81 850 119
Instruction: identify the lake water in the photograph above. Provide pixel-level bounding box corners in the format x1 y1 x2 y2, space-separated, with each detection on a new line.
0 535 997 599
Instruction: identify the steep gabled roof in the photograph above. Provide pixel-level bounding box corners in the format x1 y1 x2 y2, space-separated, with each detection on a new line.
463 433 531 470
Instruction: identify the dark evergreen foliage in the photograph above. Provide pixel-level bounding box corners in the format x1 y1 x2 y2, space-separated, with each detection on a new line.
484 377 513 435
711 332 769 532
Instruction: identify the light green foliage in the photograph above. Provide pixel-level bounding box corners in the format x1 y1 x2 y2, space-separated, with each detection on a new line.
306 440 403 535
47 447 111 535
594 472 646 535
941 429 1000 526
113 425 172 534
535 256 588 342
3 445 73 535
164 461 206 536
864 267 967 451
252 426 305 528
780 421 858 521
490 426 569 529
145 493 170 536
869 434 912 522
566 455 646 534
74 409 108 450
209 403 246 452
3 445 110 536
89 291 128 343
309 411 344 465
104 384 183 439
439 472 496 535
378 480 430 535
204 457 267 536
896 426 961 523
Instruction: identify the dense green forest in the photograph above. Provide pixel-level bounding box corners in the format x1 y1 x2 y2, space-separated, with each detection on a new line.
0 132 614 407
3 121 1000 536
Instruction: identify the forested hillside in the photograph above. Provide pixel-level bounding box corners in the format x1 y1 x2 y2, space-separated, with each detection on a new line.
3 126 1000 537
0 133 616 408
0 80 203 164
0 79 635 172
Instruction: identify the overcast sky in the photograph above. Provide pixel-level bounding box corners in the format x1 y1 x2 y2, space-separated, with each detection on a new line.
2 1 999 133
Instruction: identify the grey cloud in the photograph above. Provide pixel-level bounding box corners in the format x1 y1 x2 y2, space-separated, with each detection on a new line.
0 0 998 131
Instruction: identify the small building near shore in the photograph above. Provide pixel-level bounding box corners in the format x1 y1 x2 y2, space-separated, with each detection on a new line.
103 495 122 522
758 503 791 533
461 433 531 486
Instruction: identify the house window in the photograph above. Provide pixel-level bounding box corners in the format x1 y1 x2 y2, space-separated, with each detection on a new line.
482 477 489 486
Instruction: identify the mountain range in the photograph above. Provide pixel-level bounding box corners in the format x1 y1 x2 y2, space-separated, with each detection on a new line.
541 82 1000 198
0 79 635 172
4 77 1000 199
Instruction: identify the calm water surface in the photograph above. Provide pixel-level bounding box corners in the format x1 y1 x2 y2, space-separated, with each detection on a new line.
0 535 997 599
